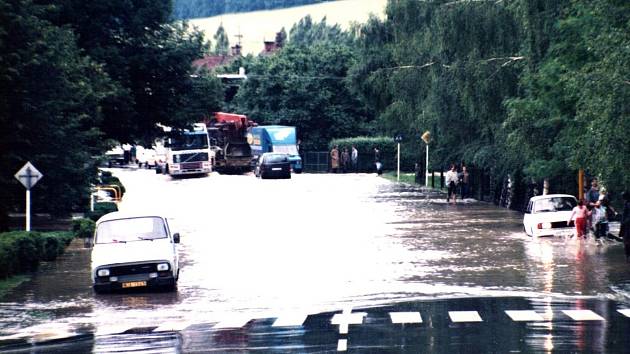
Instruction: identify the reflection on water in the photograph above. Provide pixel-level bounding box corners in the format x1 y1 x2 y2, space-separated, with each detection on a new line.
0 170 628 349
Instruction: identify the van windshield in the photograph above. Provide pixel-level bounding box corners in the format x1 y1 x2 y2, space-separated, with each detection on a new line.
96 217 167 244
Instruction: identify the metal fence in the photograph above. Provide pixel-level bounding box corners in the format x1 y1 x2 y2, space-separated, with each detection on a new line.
303 151 329 173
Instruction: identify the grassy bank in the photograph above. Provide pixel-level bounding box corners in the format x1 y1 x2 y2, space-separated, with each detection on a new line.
0 275 29 299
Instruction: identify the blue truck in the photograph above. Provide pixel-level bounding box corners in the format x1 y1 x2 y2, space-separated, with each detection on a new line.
248 125 303 173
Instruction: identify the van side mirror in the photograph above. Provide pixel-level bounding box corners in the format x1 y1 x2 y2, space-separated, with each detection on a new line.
173 233 180 244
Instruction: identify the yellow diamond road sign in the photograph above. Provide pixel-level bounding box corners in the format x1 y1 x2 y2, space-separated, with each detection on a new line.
14 161 43 190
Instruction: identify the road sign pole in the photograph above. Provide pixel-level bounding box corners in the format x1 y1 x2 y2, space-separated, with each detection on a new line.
397 143 400 182
26 189 31 232
425 144 429 187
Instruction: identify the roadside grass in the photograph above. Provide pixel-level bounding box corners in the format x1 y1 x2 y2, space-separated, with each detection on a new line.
381 171 447 191
0 275 29 299
381 171 417 184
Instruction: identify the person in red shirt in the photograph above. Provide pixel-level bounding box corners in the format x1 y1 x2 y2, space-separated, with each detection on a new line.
568 199 590 238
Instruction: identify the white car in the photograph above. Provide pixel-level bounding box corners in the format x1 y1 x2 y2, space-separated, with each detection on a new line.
523 194 578 237
91 212 180 293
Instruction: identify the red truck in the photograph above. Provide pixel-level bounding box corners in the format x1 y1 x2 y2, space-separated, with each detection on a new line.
204 112 257 173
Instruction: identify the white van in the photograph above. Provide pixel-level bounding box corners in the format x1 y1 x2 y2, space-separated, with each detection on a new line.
91 212 180 293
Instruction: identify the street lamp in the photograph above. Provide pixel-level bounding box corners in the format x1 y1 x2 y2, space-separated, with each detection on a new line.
421 131 431 186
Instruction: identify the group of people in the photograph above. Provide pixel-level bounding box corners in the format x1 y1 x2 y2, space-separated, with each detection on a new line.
567 178 630 261
444 164 471 204
330 145 359 173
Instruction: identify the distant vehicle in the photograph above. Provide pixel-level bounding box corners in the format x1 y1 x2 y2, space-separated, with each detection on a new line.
205 112 257 174
105 146 125 167
523 194 577 237
249 125 302 173
91 212 180 293
254 153 291 179
160 123 213 176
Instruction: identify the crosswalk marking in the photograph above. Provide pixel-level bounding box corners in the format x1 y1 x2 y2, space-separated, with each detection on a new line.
154 321 193 332
448 311 483 323
505 310 544 322
562 310 605 321
272 314 308 327
332 311 366 334
337 339 348 351
213 316 252 329
617 309 630 318
389 312 422 324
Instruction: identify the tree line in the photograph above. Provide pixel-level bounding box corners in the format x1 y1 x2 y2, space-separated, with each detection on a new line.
231 0 629 200
172 0 334 20
0 0 224 229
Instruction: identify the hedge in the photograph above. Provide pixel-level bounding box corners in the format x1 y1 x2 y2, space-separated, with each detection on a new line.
72 218 95 238
100 171 126 197
329 136 396 172
86 202 118 221
0 231 75 279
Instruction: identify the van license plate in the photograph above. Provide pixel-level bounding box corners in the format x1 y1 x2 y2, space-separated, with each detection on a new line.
272 168 282 171
122 281 146 288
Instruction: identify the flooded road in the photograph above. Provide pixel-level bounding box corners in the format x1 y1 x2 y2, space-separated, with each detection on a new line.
1 168 629 351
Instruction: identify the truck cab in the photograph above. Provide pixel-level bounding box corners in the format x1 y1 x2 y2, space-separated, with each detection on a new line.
164 123 213 176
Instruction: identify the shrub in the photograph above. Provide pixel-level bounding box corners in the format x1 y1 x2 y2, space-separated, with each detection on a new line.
72 218 95 238
99 172 126 197
87 202 118 221
329 136 397 172
0 231 74 279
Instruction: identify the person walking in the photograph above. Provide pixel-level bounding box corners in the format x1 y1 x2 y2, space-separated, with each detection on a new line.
620 192 630 262
341 147 350 173
460 165 470 199
445 164 459 205
373 147 382 175
585 178 600 236
351 145 358 173
567 199 590 238
592 197 608 244
330 145 339 173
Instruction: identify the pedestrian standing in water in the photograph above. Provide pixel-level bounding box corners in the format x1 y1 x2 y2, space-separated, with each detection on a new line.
373 147 382 175
330 145 339 173
585 178 600 236
620 192 630 262
592 197 608 244
568 199 590 238
341 147 350 173
351 145 358 173
445 164 459 205
460 165 470 199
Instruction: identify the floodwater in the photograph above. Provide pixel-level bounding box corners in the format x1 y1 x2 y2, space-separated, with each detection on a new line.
1 168 628 351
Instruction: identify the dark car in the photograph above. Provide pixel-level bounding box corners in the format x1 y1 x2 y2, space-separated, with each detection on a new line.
255 153 291 179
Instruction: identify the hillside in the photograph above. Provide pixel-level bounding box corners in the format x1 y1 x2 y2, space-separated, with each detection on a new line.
173 0 337 20
189 0 387 55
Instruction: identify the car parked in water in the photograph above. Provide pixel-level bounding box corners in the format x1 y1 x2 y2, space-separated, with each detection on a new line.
523 194 577 237
91 212 180 293
254 152 291 179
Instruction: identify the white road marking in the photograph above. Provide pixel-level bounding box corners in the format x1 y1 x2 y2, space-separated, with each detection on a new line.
96 324 135 336
272 314 308 327
337 339 348 351
331 311 366 335
617 309 630 318
154 321 193 332
505 310 544 322
213 316 252 329
562 310 605 321
448 311 483 323
389 312 422 324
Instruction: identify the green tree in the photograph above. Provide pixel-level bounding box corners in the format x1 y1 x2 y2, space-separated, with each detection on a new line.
0 0 113 227
235 25 368 150
213 23 230 55
44 0 222 143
